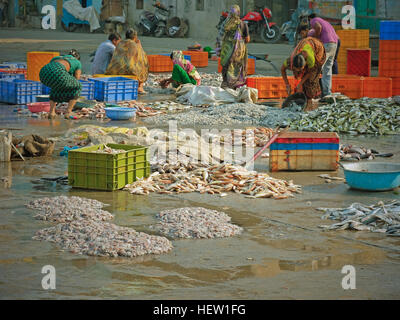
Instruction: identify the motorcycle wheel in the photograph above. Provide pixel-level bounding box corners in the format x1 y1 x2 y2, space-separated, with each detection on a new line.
261 24 281 44
61 21 78 32
154 26 166 37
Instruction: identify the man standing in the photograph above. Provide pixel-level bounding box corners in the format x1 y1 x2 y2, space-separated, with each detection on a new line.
308 14 338 97
91 33 121 75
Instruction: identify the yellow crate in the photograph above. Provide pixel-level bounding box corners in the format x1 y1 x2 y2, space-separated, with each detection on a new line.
91 74 138 80
27 51 60 81
270 150 339 172
336 29 369 48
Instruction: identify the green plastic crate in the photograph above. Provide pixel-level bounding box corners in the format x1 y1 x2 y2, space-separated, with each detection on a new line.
68 144 150 191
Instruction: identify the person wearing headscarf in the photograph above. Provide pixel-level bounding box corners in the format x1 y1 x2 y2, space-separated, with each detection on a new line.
281 37 326 110
105 28 149 94
39 49 82 119
159 50 201 88
216 5 250 89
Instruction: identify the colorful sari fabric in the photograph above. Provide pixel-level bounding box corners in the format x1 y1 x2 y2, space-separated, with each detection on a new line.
220 5 248 89
105 39 149 83
171 64 197 87
171 50 201 85
39 61 82 103
284 37 326 99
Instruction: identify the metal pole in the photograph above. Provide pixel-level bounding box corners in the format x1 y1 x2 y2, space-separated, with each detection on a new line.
242 0 246 14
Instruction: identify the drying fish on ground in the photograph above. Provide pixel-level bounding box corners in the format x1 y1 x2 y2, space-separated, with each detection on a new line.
289 98 400 135
33 220 173 257
318 200 400 236
209 127 276 148
340 144 393 161
318 174 345 183
150 207 243 239
124 162 301 199
27 196 113 223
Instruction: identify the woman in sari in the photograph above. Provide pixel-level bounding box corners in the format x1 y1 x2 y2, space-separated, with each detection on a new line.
105 29 149 94
281 36 326 110
39 49 82 119
217 5 250 89
159 51 201 88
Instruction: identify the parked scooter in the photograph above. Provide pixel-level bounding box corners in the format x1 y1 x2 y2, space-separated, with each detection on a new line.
217 6 280 44
281 8 313 45
136 1 172 37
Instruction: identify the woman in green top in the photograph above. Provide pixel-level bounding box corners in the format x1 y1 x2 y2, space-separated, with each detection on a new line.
39 49 82 119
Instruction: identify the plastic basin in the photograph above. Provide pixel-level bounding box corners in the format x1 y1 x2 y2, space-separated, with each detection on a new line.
27 102 51 113
105 107 136 120
342 162 400 191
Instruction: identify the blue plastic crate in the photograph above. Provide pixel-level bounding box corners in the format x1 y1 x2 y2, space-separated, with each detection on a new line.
0 62 27 69
42 80 95 100
0 73 25 80
380 21 400 40
160 53 192 62
0 79 41 104
92 77 139 102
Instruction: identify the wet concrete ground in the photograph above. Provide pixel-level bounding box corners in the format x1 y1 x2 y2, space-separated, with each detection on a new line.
0 103 400 300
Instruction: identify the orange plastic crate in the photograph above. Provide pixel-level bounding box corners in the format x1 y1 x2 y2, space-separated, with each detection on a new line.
182 51 208 68
336 29 369 48
218 57 255 75
379 59 400 77
332 76 363 99
392 77 400 95
147 55 173 73
362 77 392 98
246 77 295 99
27 51 59 81
379 40 400 60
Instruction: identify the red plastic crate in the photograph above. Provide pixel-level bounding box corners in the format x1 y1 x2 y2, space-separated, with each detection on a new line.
218 57 255 75
346 49 371 76
362 77 392 98
393 77 400 95
379 40 400 60
332 76 363 99
379 59 400 77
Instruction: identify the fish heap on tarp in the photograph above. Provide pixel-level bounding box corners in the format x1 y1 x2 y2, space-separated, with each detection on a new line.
124 162 302 199
288 98 400 135
318 200 400 236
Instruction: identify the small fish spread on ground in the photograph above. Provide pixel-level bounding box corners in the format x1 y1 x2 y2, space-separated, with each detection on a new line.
318 200 400 236
124 162 302 199
150 207 243 239
289 98 400 135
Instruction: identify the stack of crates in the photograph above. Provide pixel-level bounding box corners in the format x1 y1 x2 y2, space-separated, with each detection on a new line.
0 79 42 104
92 77 138 102
182 51 209 68
27 51 59 82
269 132 339 172
379 21 400 95
336 29 369 74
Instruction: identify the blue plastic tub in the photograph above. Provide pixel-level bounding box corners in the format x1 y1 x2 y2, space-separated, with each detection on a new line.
0 79 41 104
92 77 139 102
42 80 95 100
104 107 137 120
342 162 400 191
380 21 400 40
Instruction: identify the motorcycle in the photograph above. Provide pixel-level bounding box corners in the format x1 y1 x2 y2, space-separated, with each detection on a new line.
281 8 313 45
217 7 281 44
136 1 172 37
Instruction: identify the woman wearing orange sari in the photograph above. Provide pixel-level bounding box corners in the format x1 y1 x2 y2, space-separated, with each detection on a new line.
106 29 149 94
281 36 326 109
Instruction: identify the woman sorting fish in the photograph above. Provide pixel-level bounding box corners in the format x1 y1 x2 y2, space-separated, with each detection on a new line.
159 51 201 88
281 36 326 111
216 5 250 89
105 28 149 94
39 49 82 119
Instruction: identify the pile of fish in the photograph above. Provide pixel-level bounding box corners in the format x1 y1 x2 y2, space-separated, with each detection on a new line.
124 162 301 199
150 207 243 239
318 200 400 236
94 144 126 154
27 196 113 223
33 220 173 257
289 98 400 135
340 144 379 161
